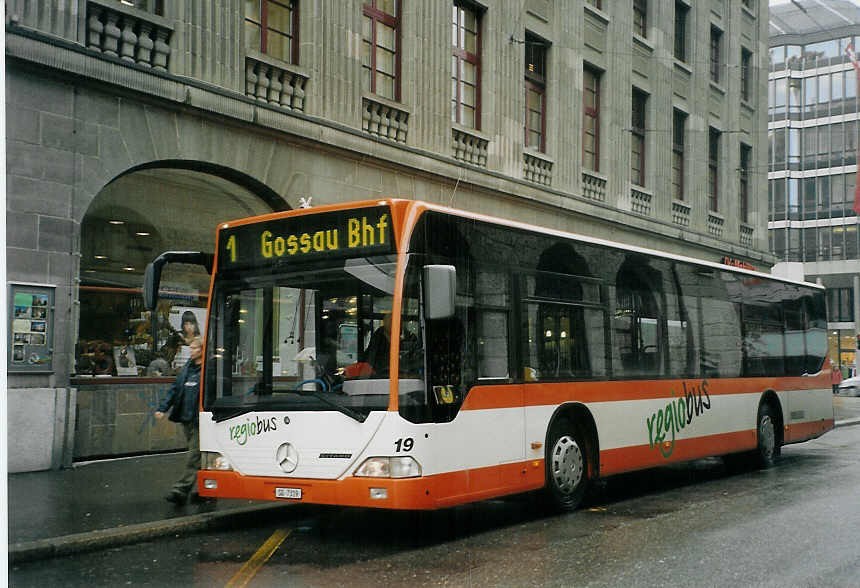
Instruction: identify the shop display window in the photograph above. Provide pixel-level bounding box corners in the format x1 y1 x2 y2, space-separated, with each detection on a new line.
73 169 273 379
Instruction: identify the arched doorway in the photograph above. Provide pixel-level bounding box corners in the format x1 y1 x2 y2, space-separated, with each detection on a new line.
73 167 283 459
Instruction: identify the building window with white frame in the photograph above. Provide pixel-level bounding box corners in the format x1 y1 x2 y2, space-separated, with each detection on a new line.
672 109 686 202
631 88 647 187
362 0 400 101
710 26 722 84
740 143 751 223
525 33 548 153
633 0 647 38
709 128 721 212
244 0 298 64
674 2 688 63
583 65 601 171
452 2 481 129
741 48 752 102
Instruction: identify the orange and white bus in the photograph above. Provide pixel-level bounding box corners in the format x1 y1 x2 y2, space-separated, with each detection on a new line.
144 199 834 511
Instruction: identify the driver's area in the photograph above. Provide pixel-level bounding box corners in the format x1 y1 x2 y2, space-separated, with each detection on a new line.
204 257 403 421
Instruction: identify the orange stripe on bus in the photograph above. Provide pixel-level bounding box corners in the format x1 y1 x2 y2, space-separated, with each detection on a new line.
786 419 834 442
459 376 830 411
599 430 756 476
598 419 834 476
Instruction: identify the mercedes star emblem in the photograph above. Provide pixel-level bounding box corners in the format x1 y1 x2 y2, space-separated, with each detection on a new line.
276 442 299 473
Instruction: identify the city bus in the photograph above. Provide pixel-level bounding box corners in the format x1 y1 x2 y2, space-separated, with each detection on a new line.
143 199 834 511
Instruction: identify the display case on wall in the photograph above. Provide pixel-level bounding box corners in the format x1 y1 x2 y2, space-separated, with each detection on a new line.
8 283 55 373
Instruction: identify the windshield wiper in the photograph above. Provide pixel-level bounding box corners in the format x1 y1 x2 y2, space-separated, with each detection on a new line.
211 406 255 423
292 389 367 422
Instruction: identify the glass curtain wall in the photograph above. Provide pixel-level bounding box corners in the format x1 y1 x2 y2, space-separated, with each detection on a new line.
768 36 860 263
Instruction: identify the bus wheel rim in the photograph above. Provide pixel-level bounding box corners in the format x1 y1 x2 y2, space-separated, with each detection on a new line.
551 435 583 494
759 414 775 458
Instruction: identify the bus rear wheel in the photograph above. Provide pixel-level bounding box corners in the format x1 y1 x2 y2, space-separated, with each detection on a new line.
545 418 589 511
755 403 778 468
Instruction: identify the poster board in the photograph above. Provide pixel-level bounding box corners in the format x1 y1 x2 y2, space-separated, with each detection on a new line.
168 306 206 369
9 283 55 373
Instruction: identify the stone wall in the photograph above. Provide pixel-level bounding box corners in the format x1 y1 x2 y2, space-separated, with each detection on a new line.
7 388 74 472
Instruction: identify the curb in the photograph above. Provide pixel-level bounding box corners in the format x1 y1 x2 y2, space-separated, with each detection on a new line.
835 418 860 428
9 503 292 564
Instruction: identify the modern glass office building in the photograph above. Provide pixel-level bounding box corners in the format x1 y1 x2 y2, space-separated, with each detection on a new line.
768 0 860 374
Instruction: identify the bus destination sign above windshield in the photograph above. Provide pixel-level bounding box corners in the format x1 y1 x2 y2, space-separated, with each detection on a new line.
218 206 395 269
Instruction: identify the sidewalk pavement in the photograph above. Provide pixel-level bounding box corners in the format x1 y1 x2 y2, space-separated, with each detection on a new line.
8 452 292 564
9 399 860 564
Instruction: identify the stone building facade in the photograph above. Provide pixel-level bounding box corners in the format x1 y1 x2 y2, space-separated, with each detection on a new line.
6 0 769 471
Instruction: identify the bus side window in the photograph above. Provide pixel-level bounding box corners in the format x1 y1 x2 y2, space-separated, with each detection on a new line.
741 302 783 377
521 243 599 381
701 282 742 378
784 296 806 376
613 257 664 378
475 267 510 380
804 294 828 374
666 264 697 378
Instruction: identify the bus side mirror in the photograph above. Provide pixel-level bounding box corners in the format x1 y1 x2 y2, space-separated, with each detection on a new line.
142 251 214 311
142 261 161 311
423 265 456 320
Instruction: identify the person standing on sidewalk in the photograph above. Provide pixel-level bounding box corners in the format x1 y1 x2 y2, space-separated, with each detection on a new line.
155 336 204 504
832 360 843 394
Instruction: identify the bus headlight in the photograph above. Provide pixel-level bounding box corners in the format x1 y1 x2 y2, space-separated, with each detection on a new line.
201 451 233 471
354 456 421 478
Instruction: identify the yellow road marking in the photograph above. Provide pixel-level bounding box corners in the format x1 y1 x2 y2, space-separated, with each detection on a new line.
225 528 291 588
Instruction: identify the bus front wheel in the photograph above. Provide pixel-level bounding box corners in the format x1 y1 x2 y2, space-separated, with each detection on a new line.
545 418 589 511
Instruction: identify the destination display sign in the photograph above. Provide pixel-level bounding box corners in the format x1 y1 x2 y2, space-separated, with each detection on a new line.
218 206 395 270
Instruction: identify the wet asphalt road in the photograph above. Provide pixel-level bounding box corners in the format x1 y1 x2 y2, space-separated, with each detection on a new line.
10 423 860 587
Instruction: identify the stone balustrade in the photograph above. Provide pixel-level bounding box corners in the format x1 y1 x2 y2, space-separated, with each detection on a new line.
581 170 607 202
452 127 488 167
739 223 754 247
86 0 172 71
523 151 553 186
362 96 409 143
630 186 652 216
708 212 725 238
245 56 309 112
671 199 691 227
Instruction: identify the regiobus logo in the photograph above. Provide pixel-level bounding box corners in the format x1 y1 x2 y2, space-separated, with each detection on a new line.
229 416 279 445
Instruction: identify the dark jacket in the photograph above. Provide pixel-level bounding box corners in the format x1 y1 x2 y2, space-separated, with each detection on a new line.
364 327 391 376
157 359 201 423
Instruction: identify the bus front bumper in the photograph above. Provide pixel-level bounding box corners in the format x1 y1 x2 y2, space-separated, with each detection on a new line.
197 470 439 510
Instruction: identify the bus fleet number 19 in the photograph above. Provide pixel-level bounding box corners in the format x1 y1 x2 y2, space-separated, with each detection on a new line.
394 438 413 452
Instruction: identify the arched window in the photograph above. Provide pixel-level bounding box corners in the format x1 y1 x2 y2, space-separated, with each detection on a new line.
522 243 602 380
615 256 663 376
76 169 275 378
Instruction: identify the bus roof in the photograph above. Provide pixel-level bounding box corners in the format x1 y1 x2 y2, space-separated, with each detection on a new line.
216 198 823 292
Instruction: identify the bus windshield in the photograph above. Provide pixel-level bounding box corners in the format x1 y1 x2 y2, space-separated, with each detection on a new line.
203 254 414 422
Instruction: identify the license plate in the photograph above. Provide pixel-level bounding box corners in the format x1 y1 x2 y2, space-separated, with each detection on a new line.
275 487 302 500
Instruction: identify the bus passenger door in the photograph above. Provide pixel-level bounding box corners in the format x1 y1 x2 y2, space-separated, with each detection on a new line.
462 382 526 492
